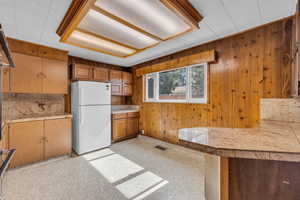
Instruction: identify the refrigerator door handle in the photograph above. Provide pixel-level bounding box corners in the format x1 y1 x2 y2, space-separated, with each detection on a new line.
79 108 83 125
79 87 82 106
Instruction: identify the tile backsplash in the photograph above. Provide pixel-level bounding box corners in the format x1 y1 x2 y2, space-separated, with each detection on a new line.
261 98 300 123
4 94 65 120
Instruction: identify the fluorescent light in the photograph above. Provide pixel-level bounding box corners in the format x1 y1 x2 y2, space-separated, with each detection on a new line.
67 30 136 56
78 10 159 49
95 0 191 40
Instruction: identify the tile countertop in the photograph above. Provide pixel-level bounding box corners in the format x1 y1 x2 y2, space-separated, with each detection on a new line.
6 114 72 123
111 105 140 114
178 120 300 162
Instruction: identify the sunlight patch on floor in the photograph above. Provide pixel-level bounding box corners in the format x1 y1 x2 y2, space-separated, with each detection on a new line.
116 171 163 199
82 149 115 161
90 153 144 183
133 180 169 200
84 148 169 199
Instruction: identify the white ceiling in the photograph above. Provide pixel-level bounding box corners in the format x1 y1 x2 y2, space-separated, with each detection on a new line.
0 0 297 67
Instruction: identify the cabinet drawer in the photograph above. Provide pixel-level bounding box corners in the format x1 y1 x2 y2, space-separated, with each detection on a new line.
112 113 128 119
127 112 139 118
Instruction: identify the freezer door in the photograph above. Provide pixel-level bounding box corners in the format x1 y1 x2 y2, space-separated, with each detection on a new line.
76 105 111 154
77 81 111 105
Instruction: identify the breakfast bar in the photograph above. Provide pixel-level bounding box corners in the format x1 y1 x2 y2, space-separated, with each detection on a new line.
178 120 300 200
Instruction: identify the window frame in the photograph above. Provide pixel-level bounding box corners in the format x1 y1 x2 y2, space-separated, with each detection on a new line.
144 63 208 104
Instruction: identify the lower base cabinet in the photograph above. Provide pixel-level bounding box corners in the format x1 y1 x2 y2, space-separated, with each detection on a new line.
44 118 72 159
9 121 44 168
8 118 71 168
112 112 139 142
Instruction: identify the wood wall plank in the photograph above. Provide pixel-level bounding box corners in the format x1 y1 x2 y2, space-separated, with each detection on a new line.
132 18 294 144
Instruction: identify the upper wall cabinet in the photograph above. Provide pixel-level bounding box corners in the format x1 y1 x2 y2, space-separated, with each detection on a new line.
93 67 109 82
122 72 132 84
3 68 10 93
10 53 43 93
110 70 122 83
42 58 68 94
71 64 133 96
72 63 93 80
8 53 68 94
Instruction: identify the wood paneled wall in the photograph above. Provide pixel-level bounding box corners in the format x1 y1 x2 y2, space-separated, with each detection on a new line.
132 18 294 144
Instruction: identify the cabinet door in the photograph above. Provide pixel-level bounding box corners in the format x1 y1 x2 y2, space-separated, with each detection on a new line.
0 125 8 162
123 84 133 96
42 58 68 94
112 119 127 142
10 53 43 93
0 125 8 150
110 70 122 83
44 118 71 159
9 121 44 168
2 68 10 92
112 84 123 96
127 118 139 137
93 67 109 82
122 72 132 84
73 64 92 80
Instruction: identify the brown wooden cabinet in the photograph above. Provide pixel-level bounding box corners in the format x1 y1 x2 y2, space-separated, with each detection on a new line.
127 118 139 137
123 84 133 96
3 68 10 93
8 118 71 168
11 53 43 93
42 58 68 94
93 67 109 82
112 112 139 142
44 118 71 159
122 72 132 84
110 70 122 83
9 121 44 168
112 84 123 96
0 124 9 150
72 63 93 80
7 53 68 94
71 66 133 96
112 119 127 141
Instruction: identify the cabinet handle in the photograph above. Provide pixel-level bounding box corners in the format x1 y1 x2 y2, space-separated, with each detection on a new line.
42 73 47 79
40 137 48 143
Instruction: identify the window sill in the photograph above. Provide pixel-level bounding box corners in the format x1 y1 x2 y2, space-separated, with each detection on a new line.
143 100 208 104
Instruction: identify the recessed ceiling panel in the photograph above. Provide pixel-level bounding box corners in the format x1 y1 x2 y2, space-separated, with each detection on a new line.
94 0 192 40
78 9 159 49
67 30 136 57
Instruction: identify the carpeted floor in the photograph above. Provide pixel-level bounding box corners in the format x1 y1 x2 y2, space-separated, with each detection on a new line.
4 136 205 200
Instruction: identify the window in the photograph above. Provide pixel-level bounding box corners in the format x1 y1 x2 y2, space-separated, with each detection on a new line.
144 63 208 103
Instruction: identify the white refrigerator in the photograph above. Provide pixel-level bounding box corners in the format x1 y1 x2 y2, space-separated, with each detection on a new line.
71 81 111 155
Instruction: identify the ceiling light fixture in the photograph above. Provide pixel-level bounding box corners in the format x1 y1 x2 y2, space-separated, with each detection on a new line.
57 0 203 58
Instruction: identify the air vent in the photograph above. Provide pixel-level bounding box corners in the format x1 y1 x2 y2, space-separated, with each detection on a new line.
155 145 167 151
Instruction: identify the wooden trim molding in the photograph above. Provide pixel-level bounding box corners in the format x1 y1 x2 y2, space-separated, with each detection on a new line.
7 38 68 61
135 49 216 77
56 0 88 36
160 0 203 29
